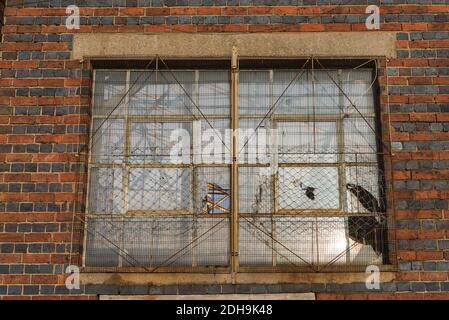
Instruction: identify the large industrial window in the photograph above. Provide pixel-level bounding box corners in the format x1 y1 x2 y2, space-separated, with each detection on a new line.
84 59 391 272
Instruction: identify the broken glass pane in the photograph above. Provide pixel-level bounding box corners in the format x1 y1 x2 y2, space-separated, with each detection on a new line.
278 167 340 210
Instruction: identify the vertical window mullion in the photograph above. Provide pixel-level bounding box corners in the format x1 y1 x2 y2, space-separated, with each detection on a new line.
336 70 352 264
119 70 131 268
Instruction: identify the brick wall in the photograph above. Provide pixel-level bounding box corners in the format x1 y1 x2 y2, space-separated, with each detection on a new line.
0 1 449 300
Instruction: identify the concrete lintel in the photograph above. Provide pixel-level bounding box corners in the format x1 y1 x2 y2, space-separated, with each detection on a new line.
72 32 397 60
80 272 396 286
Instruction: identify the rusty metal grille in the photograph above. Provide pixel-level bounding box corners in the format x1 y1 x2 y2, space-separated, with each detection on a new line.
83 57 394 272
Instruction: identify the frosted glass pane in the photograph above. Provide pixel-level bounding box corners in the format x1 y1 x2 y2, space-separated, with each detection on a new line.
129 71 195 116
273 70 341 115
197 119 231 164
239 71 271 115
342 69 375 115
93 71 126 116
344 117 378 162
130 122 192 164
237 119 273 165
91 119 125 164
128 168 191 211
198 71 230 116
196 218 230 266
278 121 338 163
85 218 122 267
88 167 123 214
239 217 273 266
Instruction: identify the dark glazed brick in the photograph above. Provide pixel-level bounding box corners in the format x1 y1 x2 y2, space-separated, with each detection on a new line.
119 285 149 295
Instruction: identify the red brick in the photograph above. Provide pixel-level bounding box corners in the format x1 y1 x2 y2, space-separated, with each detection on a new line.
197 7 221 15
248 7 272 15
223 7 247 15
397 250 417 260
396 230 418 240
93 8 119 16
119 8 144 16
22 254 51 263
410 113 436 122
3 275 31 284
272 7 297 15
170 7 197 15
397 293 424 300
31 275 59 284
420 272 448 281
0 233 25 242
145 8 169 16
408 77 432 85
298 24 325 32
423 293 449 300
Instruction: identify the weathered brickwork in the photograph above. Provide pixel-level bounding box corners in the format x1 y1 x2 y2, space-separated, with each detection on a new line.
1 0 449 300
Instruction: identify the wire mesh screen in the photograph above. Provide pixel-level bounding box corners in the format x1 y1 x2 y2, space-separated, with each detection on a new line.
86 68 232 271
85 61 393 272
237 67 392 271
85 217 229 269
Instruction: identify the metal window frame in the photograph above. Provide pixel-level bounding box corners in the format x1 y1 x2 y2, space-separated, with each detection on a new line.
82 57 393 273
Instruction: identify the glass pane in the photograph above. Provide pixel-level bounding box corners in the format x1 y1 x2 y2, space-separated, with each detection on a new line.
344 117 378 162
198 71 230 116
91 119 125 164
311 70 341 115
130 122 192 164
128 168 191 211
85 218 122 267
275 217 314 265
239 167 273 214
88 167 123 214
239 71 271 115
145 217 193 267
316 217 349 264
194 167 230 214
278 167 340 209
342 69 375 115
275 216 378 266
195 217 230 266
239 217 273 266
93 71 126 116
122 218 152 266
278 122 337 163
273 70 342 115
237 119 273 165
196 119 231 165
118 216 230 267
273 70 309 115
129 71 195 116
